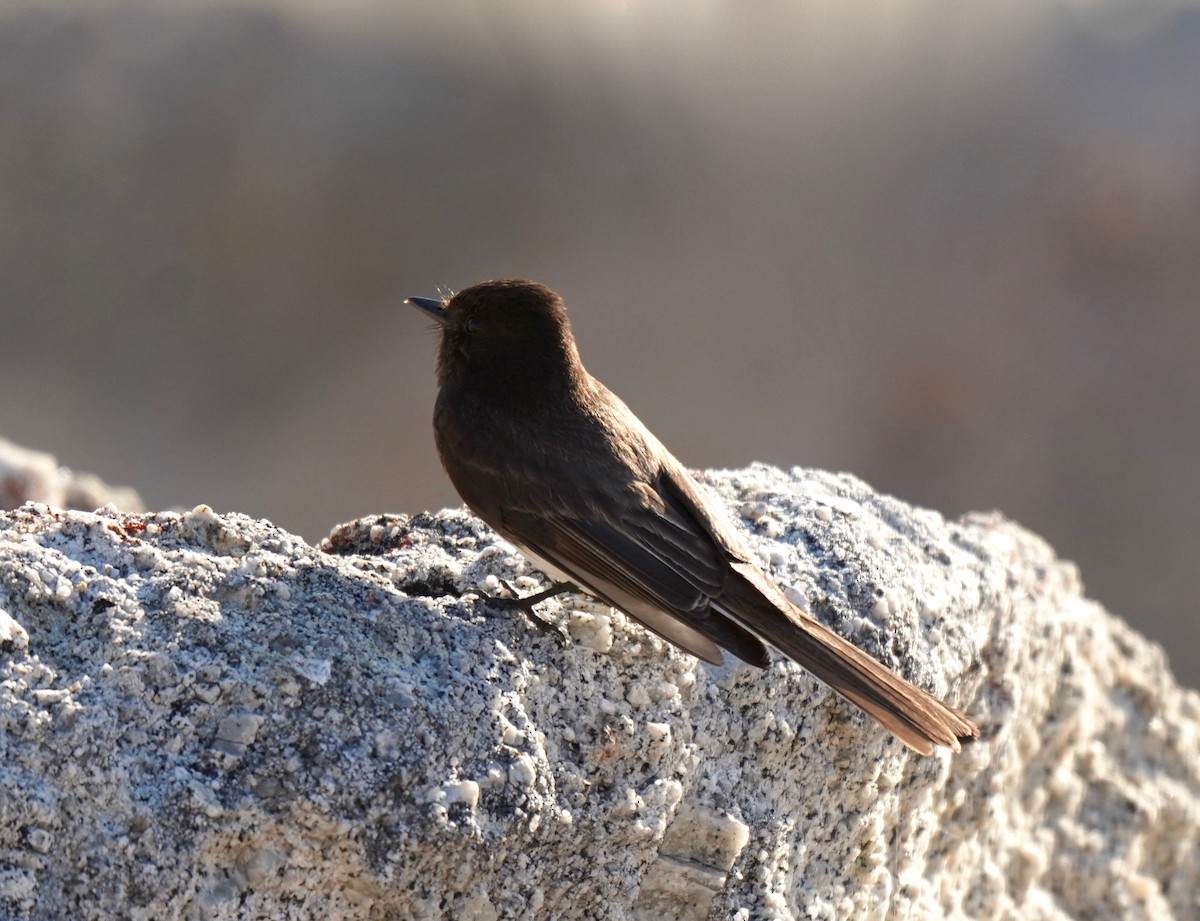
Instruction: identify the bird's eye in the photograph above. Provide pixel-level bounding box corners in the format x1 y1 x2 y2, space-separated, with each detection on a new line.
466 316 483 333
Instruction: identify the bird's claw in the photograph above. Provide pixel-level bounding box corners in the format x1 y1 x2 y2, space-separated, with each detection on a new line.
473 579 575 645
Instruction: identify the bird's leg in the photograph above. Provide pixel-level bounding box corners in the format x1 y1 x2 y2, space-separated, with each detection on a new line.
474 579 576 643
494 579 576 610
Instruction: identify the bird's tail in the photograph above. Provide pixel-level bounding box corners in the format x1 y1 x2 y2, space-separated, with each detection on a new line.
719 563 979 755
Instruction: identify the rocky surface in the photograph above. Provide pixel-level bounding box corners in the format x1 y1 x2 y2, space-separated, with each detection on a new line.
1 463 1197 920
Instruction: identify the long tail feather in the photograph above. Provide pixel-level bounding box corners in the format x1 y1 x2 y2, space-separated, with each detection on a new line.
719 564 979 754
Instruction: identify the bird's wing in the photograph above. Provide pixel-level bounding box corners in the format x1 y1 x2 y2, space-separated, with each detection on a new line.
495 476 771 668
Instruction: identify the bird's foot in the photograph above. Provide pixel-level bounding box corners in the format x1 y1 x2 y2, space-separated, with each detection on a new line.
473 579 575 644
492 579 576 610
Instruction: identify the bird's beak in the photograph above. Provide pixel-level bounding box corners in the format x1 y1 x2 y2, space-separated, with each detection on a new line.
405 296 448 323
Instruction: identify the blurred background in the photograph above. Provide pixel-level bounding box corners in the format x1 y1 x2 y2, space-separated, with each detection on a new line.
1 0 1197 684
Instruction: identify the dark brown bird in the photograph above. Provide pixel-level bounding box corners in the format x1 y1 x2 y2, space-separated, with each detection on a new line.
407 280 978 754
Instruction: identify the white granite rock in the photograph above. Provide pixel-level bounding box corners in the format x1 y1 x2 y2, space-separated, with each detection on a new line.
0 464 1196 920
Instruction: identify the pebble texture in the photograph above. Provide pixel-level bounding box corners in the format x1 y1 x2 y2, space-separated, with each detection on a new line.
0 463 1197 920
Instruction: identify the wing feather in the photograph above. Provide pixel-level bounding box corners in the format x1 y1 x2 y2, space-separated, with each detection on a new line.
498 506 771 668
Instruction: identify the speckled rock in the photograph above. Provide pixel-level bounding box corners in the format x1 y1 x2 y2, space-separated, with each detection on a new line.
0 464 1196 920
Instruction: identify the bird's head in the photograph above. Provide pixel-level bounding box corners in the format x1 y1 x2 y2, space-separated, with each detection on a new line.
407 279 585 396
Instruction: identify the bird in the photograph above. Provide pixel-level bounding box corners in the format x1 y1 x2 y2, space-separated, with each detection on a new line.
406 279 978 754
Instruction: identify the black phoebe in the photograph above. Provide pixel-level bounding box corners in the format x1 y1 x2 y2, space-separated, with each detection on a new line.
408 280 978 754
